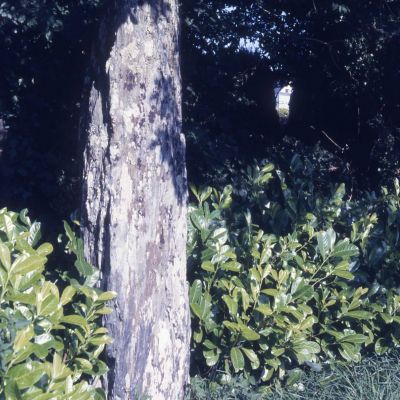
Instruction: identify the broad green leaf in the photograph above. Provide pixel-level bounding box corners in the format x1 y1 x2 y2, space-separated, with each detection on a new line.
0 242 11 270
332 269 354 280
203 349 220 367
241 347 260 369
93 327 108 335
317 231 330 259
223 321 240 333
260 367 274 382
212 227 228 245
36 243 53 256
51 352 71 380
239 288 250 312
38 293 59 316
61 315 88 327
192 327 203 343
190 293 211 321
221 261 241 272
190 211 208 233
19 209 31 226
84 269 100 288
91 360 109 377
12 254 45 275
7 362 44 389
271 347 285 357
343 310 373 320
326 228 336 251
14 326 34 352
4 379 22 400
262 163 274 173
88 335 113 346
292 340 320 355
299 316 316 331
13 343 36 364
63 220 76 243
222 295 238 317
281 306 304 322
238 324 260 341
95 307 113 315
74 257 95 277
75 358 93 371
201 261 215 272
331 240 359 259
230 347 244 372
33 339 64 357
0 267 6 285
61 286 77 305
7 292 36 305
255 305 273 316
261 288 279 297
286 369 303 386
375 338 389 355
291 278 314 301
203 339 217 350
3 214 17 241
339 334 368 344
28 222 42 247
339 342 361 362
21 388 48 399
189 280 202 304
332 261 353 279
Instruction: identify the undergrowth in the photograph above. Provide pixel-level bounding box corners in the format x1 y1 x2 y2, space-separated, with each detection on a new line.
188 353 400 399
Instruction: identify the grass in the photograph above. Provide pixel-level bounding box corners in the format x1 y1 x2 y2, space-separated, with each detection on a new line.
187 353 400 400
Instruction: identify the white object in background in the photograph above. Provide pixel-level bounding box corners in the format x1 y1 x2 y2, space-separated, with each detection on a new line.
276 84 293 111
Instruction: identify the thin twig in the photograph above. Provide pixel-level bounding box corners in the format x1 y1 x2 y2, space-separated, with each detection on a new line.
310 125 345 152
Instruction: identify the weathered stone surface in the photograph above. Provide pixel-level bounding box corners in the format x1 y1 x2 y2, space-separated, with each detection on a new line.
81 1 190 398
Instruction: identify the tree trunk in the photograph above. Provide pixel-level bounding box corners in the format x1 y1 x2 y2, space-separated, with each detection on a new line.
80 1 190 399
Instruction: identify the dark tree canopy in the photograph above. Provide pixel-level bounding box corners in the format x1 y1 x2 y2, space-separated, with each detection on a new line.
182 0 400 184
1 0 400 218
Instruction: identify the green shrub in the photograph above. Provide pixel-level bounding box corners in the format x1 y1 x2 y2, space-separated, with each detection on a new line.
187 156 400 388
187 375 260 400
0 208 115 399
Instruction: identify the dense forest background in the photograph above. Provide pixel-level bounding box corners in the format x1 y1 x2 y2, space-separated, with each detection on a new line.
1 1 399 224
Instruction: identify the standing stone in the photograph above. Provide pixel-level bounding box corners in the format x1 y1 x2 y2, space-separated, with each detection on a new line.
80 1 190 399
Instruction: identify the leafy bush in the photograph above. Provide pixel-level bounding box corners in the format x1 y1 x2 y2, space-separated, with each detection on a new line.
187 155 400 388
0 208 115 399
187 375 260 400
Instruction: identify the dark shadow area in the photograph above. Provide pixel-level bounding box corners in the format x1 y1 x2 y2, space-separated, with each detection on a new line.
181 48 282 188
148 74 187 203
0 0 182 231
180 0 400 192
0 2 103 235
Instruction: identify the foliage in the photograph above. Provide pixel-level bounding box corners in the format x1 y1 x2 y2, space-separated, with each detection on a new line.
187 153 400 388
188 353 400 400
182 0 400 186
0 208 115 399
2 0 399 219
187 375 260 400
270 354 400 400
